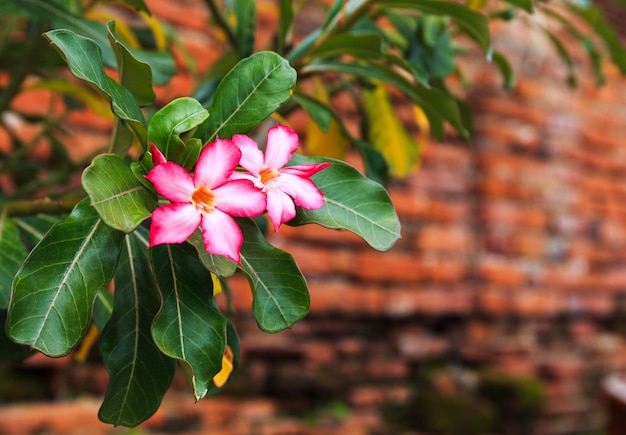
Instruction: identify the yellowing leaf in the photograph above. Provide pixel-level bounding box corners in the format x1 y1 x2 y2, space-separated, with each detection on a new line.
212 345 234 388
362 82 420 178
211 273 222 296
413 105 430 151
305 78 350 160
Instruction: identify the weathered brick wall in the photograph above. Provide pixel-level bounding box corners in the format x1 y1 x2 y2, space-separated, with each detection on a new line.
3 1 626 433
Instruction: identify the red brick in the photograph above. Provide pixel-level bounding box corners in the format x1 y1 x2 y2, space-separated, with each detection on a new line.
478 255 526 286
416 224 472 252
390 190 471 222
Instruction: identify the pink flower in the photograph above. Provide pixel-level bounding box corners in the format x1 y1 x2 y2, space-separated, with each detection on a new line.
232 125 331 231
146 139 266 263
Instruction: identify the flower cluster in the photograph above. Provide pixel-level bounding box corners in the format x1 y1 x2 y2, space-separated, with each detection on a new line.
146 125 331 263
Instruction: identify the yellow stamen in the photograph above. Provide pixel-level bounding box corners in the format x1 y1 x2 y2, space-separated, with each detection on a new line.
191 186 215 213
259 167 279 185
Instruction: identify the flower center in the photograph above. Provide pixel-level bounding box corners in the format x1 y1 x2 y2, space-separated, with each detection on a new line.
191 186 215 214
259 167 279 185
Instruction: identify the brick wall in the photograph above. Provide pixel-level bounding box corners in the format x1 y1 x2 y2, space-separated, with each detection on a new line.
3 1 626 433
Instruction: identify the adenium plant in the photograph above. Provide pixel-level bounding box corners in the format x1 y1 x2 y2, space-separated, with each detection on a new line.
0 0 624 428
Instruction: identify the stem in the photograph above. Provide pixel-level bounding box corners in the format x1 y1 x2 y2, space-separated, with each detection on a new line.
2 197 83 217
203 0 238 50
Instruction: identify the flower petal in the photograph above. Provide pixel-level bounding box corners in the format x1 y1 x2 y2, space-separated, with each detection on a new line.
266 188 296 231
149 203 200 247
232 134 264 175
200 210 244 263
229 170 263 188
194 138 241 189
213 179 266 217
264 125 299 171
150 142 167 166
281 162 331 178
276 173 326 210
146 162 194 203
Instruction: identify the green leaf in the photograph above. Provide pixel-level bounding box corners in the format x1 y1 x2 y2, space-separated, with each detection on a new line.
147 97 209 165
234 0 256 57
288 155 401 251
82 154 156 233
107 21 156 107
0 213 28 309
379 0 491 51
7 0 117 66
237 218 309 333
309 33 386 59
278 0 294 53
99 229 176 427
202 319 240 396
151 243 227 400
7 200 124 357
187 231 237 277
44 29 147 145
491 50 516 89
197 51 297 143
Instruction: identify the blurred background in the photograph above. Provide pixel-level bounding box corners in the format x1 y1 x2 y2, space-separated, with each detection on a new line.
2 0 626 433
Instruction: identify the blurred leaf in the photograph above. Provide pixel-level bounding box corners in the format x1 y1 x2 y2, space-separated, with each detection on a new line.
151 243 227 400
197 51 296 143
7 199 124 357
32 79 114 118
7 0 117 66
491 50 516 89
354 140 390 185
309 33 386 59
303 60 466 140
234 0 256 57
570 4 626 74
289 155 401 251
119 0 150 14
304 77 350 160
238 218 309 333
544 30 577 87
107 21 156 107
293 93 332 132
278 0 294 53
503 0 534 13
362 82 419 177
147 97 209 165
406 16 456 80
380 0 491 51
82 154 156 233
45 29 147 144
0 213 28 309
0 310 33 362
99 229 176 426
